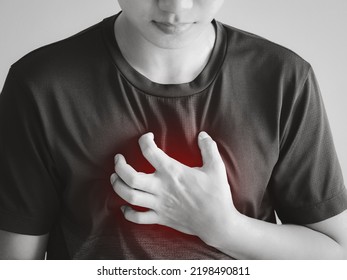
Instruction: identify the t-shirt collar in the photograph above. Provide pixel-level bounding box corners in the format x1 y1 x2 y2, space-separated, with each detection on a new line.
102 13 227 97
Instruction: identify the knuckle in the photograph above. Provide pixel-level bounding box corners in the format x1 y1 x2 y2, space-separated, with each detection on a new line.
152 199 160 211
159 194 179 212
162 161 181 175
124 188 137 205
156 217 165 227
138 133 150 145
128 175 139 188
142 144 155 159
123 208 132 221
201 136 217 149
162 158 182 175
127 195 138 206
129 212 142 224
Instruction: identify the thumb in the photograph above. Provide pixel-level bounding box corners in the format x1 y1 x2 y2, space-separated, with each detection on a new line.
198 131 223 169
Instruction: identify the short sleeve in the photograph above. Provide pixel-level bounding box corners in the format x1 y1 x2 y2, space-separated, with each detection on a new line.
0 66 60 235
269 66 347 225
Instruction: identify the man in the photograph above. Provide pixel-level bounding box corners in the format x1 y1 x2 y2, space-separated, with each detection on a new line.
0 0 346 259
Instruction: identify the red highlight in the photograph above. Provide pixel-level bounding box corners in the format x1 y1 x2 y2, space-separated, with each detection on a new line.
114 132 204 239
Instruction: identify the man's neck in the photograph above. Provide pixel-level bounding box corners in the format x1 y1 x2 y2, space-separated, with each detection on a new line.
114 14 216 84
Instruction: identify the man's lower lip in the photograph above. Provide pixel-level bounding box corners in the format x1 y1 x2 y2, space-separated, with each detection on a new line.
153 22 193 34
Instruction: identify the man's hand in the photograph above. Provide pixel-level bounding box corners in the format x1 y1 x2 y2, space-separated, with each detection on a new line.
110 131 240 244
111 132 347 259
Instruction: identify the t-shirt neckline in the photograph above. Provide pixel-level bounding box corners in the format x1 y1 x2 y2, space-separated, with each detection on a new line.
102 13 227 98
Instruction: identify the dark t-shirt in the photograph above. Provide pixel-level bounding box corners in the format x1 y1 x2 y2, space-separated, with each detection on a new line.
0 14 346 259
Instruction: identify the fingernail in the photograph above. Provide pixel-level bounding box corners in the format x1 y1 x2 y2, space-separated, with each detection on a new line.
199 131 209 140
147 132 154 140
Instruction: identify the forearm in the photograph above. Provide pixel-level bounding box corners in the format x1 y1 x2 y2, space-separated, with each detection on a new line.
112 133 347 259
0 229 48 260
206 215 345 260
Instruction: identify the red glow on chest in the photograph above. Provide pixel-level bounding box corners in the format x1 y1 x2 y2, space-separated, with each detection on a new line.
116 133 203 239
124 133 203 173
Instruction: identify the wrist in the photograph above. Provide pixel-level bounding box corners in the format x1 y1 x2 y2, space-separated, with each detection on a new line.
202 207 246 251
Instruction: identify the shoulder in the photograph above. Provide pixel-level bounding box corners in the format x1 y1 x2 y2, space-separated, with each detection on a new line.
219 22 311 83
10 16 113 86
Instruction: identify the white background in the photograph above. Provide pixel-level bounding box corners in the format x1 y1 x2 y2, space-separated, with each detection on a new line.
0 0 346 181
0 260 347 280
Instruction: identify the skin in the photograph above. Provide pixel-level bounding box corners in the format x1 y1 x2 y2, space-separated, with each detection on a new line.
0 230 48 259
115 0 224 84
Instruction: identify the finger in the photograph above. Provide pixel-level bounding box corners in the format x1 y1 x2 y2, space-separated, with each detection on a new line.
138 132 176 172
114 154 153 193
114 179 157 209
121 205 159 225
110 173 118 185
198 131 223 168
